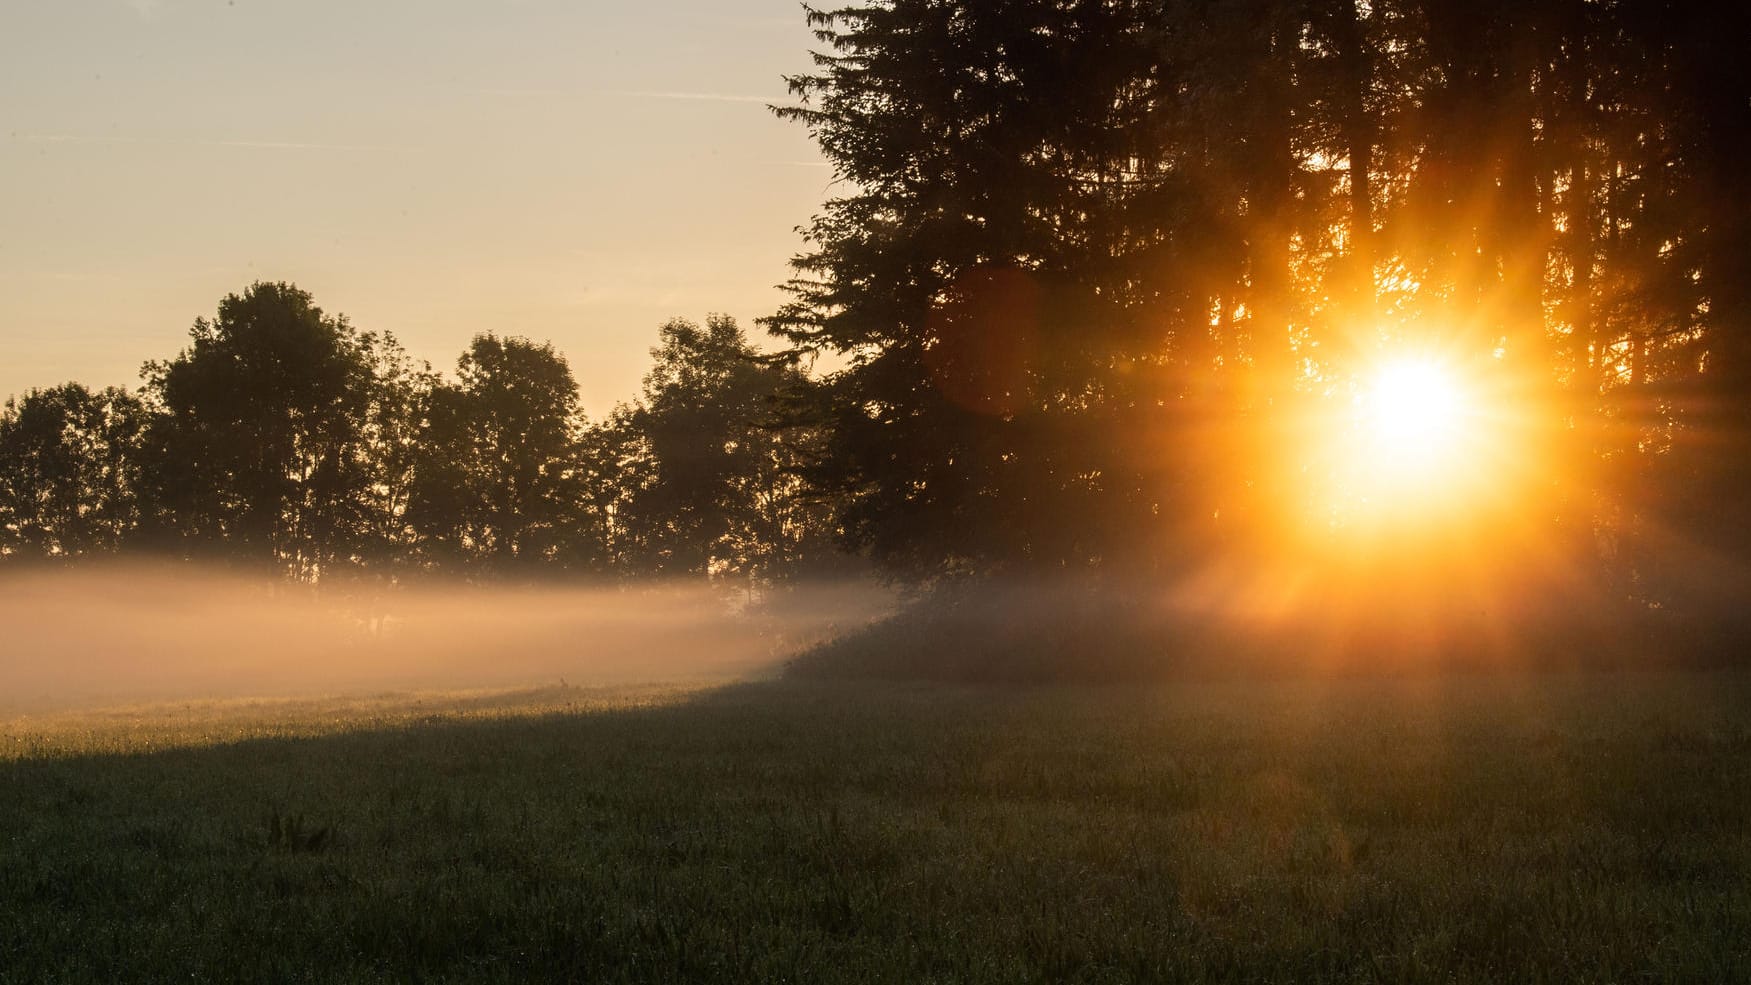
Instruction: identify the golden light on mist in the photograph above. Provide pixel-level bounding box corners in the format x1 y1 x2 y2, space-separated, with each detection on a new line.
1228 346 1592 669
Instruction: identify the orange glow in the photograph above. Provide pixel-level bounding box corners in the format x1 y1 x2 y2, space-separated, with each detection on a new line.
1228 345 1592 666
1287 349 1536 544
1355 357 1473 485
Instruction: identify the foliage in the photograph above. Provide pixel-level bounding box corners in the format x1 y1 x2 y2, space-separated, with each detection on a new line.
6 0 1751 618
0 384 147 560
767 0 1751 593
406 334 599 576
0 282 843 585
768 1 1181 576
608 315 841 581
139 282 408 579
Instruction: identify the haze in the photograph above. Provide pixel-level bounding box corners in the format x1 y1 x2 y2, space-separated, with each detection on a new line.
0 565 891 715
0 0 826 414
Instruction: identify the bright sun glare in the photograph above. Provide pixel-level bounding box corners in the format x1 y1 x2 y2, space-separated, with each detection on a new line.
1301 350 1531 538
1358 358 1471 481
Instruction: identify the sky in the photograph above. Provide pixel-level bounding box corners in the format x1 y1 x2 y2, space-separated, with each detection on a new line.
1 0 831 416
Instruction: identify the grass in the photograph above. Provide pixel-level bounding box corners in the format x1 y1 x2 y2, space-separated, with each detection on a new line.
2 671 1749 982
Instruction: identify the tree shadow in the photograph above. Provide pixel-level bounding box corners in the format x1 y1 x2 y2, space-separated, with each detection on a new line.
5 672 1749 984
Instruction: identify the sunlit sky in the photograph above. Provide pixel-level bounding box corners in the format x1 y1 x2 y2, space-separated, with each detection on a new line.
1 0 828 415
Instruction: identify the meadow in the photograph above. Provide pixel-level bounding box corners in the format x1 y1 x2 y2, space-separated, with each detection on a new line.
2 670 1748 983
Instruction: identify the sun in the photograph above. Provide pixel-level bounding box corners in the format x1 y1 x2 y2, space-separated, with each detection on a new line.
1291 349 1535 539
1303 354 1489 526
1360 358 1470 478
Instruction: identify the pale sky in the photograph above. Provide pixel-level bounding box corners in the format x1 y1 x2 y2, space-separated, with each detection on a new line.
1 0 832 415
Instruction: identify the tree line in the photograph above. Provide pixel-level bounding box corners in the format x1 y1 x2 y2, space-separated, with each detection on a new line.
6 0 1750 619
0 283 844 584
762 0 1751 608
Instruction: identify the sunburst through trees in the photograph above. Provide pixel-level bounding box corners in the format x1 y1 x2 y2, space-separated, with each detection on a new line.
766 0 1751 615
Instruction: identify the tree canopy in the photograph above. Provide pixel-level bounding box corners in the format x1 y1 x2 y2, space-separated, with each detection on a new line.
3 0 1749 648
139 282 399 578
0 286 836 589
407 334 595 576
765 0 1751 599
0 384 146 562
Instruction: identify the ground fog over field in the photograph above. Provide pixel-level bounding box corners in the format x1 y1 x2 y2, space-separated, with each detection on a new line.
0 565 891 714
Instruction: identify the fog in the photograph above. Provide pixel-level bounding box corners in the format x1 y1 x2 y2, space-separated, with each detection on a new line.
0 565 894 715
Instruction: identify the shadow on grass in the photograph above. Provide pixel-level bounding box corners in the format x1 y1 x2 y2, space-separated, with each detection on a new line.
786 575 1751 684
4 673 1750 983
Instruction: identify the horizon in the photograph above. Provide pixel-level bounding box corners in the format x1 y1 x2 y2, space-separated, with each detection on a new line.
1 0 827 416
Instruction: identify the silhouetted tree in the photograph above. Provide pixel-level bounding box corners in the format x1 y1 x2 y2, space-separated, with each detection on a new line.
355 340 439 574
406 334 599 575
0 384 147 561
768 1 1183 577
1608 0 1751 592
607 316 837 581
769 0 1751 604
585 403 659 573
141 282 405 578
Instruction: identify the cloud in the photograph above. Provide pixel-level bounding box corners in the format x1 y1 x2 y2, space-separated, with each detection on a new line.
698 14 806 31
10 132 400 153
463 86 796 108
466 86 570 98
621 90 795 106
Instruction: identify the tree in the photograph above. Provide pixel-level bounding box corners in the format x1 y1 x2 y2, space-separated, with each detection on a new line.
608 315 836 581
769 0 1751 603
141 281 403 578
406 334 598 576
767 1 1185 577
1613 0 1751 587
0 384 147 561
353 338 439 575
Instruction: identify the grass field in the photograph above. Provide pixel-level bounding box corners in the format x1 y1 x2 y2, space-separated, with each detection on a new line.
3 671 1749 983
